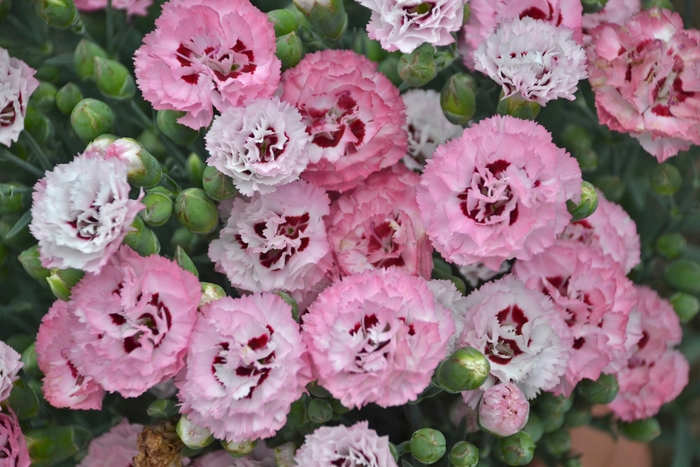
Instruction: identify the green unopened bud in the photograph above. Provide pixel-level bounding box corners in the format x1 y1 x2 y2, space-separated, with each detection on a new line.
643 0 673 9
462 3 470 24
449 441 479 467
71 98 114 141
441 74 477 125
24 106 53 144
147 399 178 419
575 148 599 172
177 415 214 449
94 57 136 100
670 292 700 323
537 392 574 413
137 130 168 161
294 0 347 40
656 232 686 260
577 374 619 404
650 163 681 196
20 343 41 379
112 138 163 187
541 411 566 434
497 92 540 120
174 246 198 278
202 166 238 201
186 153 205 188
561 124 592 153
0 0 11 23
26 426 90 465
222 439 257 458
564 405 592 427
352 29 383 62
665 260 700 294
141 192 173 227
522 412 545 443
617 417 661 443
582 0 608 14
200 282 226 307
268 9 300 36
498 432 535 466
564 458 583 467
543 430 571 458
18 245 50 284
157 110 199 146
29 82 57 113
437 347 490 393
378 56 402 87
594 175 624 203
55 82 83 115
0 183 26 215
123 216 161 256
175 188 219 235
307 398 333 424
276 32 304 71
398 48 437 87
73 39 108 80
46 267 84 301
35 0 79 29
567 182 598 222
7 380 40 419
410 428 446 465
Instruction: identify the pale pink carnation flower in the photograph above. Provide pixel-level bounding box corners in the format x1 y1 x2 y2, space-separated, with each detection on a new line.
460 0 583 69
559 189 640 273
0 48 39 148
427 279 468 355
134 0 280 129
402 89 463 170
359 0 464 53
478 382 530 437
177 294 309 443
0 410 30 467
74 0 152 16
474 17 587 105
0 342 21 406
587 8 700 161
303 267 455 408
458 261 511 288
209 180 332 293
582 0 640 38
77 420 142 467
205 98 309 196
69 246 201 398
192 451 273 467
416 115 582 271
327 164 432 279
281 50 407 192
29 152 144 274
295 422 398 467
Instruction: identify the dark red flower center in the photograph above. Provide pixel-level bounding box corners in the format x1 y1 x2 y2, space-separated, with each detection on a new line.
110 293 173 354
175 39 257 86
485 305 529 364
236 213 311 269
300 91 366 152
0 101 16 127
458 159 518 225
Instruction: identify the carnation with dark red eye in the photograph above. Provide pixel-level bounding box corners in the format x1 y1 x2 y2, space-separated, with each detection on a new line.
0 410 30 467
416 115 581 271
177 293 309 443
68 246 201 398
0 47 39 148
77 420 143 467
280 49 407 192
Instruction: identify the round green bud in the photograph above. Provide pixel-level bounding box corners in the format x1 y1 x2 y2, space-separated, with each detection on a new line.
175 188 219 235
113 138 163 188
577 374 619 405
582 0 608 13
542 430 571 458
665 259 700 294
541 410 566 434
46 268 84 301
73 39 109 80
498 432 535 466
656 232 686 260
35 0 79 29
137 130 167 161
200 282 226 307
561 124 592 153
222 439 257 458
594 175 624 203
0 0 11 23
575 148 599 173
157 110 199 146
564 458 583 467
177 415 214 450
564 405 592 428
18 245 50 284
286 397 307 428
141 192 173 228
567 181 598 222
174 245 198 278
276 31 303 71
537 392 573 413
24 106 53 144
122 216 161 257
268 9 300 36
186 153 205 188
670 292 700 323
649 163 682 196
202 166 238 201
410 428 446 465
294 0 347 40
146 399 178 419
449 441 479 467
437 347 490 393
55 83 83 115
94 57 136 100
522 412 545 443
497 92 540 120
70 98 114 141
0 183 26 215
29 82 57 113
441 74 477 125
617 417 661 443
307 398 333 424
378 56 402 87
398 48 437 87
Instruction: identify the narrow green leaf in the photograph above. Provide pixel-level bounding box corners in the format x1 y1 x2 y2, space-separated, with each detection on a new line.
6 211 32 240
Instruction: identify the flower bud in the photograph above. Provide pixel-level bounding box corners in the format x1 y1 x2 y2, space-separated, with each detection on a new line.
200 282 226 307
73 39 109 80
176 415 214 450
123 216 161 257
410 428 446 465
564 458 583 467
170 227 204 255
141 192 173 227
24 106 54 144
449 441 479 467
378 56 402 87
111 138 163 188
437 347 490 393
0 183 26 215
567 181 598 222
46 267 84 301
670 292 700 323
617 417 660 443
574 148 599 172
55 82 83 115
137 130 167 162
18 245 50 284
497 432 535 466
578 374 619 405
398 48 437 87
29 82 57 113
352 29 384 62
649 163 681 196
656 232 686 260
293 0 347 40
441 74 477 125
147 399 178 419
497 92 540 120
561 124 591 153
94 57 136 100
582 0 608 13
20 343 41 379
174 245 198 278
174 188 219 235
276 31 304 71
564 405 592 427
202 166 238 201
268 9 300 36
594 175 624 202
665 260 700 294
479 382 529 437
71 98 115 141
521 412 544 443
0 0 11 23
25 426 91 465
156 110 199 145
540 410 566 434
7 380 40 419
307 398 333 424
222 439 257 457
186 153 205 188
537 392 574 413
544 430 571 458
35 0 79 29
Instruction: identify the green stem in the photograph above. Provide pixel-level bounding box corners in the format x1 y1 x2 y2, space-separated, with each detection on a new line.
21 132 52 170
129 101 155 131
0 149 44 178
106 0 114 55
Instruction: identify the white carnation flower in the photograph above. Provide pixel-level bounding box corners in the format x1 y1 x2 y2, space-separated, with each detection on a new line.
0 47 39 147
0 341 22 405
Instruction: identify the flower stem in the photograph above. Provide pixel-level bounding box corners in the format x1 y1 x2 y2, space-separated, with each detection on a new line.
21 132 52 170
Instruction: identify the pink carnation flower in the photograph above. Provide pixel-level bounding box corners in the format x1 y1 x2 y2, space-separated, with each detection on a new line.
0 48 39 148
303 268 455 408
205 98 309 196
209 180 332 293
295 422 398 467
559 189 640 273
460 0 583 69
416 115 581 270
74 0 152 16
359 0 464 53
587 8 700 161
77 420 142 467
177 294 309 443
192 451 274 467
478 382 530 437
474 17 588 105
427 279 469 355
0 410 30 467
327 164 433 278
280 50 407 192
0 342 21 405
582 0 640 38
69 246 201 398
36 301 105 410
134 0 280 129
